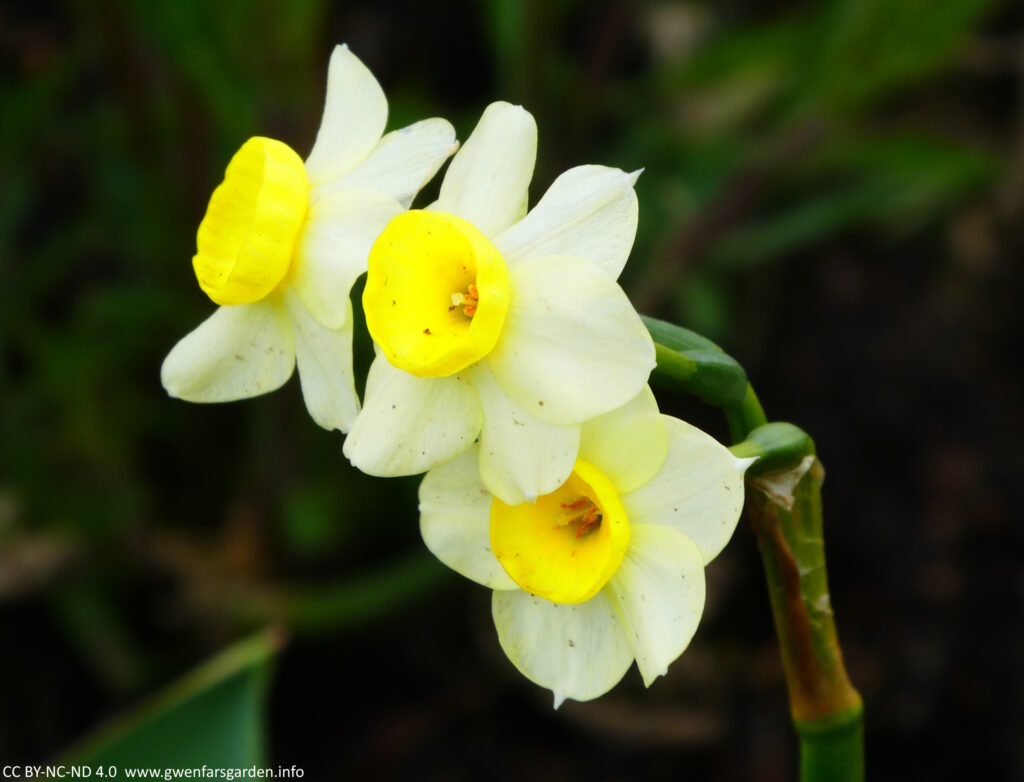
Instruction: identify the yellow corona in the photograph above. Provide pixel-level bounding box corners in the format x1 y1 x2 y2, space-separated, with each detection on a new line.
490 459 631 604
362 210 509 377
192 137 309 306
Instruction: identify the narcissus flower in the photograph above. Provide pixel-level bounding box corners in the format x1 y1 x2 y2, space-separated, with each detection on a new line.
343 101 655 504
419 387 753 706
161 45 457 431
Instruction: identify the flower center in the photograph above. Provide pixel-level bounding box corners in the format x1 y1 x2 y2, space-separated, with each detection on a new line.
363 210 509 378
490 460 631 604
450 284 479 317
192 136 308 306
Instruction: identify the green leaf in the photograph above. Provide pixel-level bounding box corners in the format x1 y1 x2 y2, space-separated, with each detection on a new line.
803 0 996 112
479 0 530 99
708 186 883 270
228 553 449 635
642 316 748 406
655 19 804 101
731 422 816 475
641 315 724 353
124 1 259 141
61 630 281 768
708 135 993 269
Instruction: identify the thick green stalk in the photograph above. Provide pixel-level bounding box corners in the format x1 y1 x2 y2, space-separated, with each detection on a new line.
796 710 865 782
724 383 768 444
726 386 864 782
643 320 865 779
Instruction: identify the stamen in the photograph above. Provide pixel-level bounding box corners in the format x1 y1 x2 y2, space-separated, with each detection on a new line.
561 498 591 511
574 505 603 538
450 284 479 318
560 497 603 538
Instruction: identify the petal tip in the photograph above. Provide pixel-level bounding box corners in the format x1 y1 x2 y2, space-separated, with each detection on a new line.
552 689 566 710
419 117 458 148
640 665 668 688
493 99 525 112
485 101 537 128
330 42 353 63
159 353 185 398
628 168 645 186
735 456 758 474
327 410 358 436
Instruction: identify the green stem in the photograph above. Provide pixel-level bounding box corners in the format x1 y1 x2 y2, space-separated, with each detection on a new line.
725 382 768 441
796 709 865 782
724 387 864 782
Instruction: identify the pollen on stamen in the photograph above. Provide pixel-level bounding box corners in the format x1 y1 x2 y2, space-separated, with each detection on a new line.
451 284 479 318
573 506 603 538
560 497 603 538
561 497 590 511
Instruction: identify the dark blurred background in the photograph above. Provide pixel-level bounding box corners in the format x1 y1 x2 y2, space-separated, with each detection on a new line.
2 0 1023 779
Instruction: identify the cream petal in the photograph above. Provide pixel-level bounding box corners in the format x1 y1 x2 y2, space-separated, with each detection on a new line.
492 589 633 707
495 165 639 279
605 524 706 687
468 363 579 506
418 446 517 590
292 188 402 330
622 416 749 564
578 385 667 495
161 300 294 402
281 288 358 433
432 102 537 237
304 45 388 185
343 355 482 476
488 255 655 425
328 118 458 208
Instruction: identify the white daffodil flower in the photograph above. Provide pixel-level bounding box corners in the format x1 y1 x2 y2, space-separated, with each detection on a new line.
343 101 655 504
419 387 754 706
161 45 458 432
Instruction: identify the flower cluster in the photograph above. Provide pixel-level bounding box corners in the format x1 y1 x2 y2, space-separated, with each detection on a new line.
161 45 752 705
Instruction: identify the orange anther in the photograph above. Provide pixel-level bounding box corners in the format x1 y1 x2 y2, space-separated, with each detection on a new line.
560 497 603 538
451 283 481 318
561 497 590 511
574 505 602 538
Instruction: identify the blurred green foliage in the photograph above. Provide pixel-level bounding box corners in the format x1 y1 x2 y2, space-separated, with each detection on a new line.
0 0 1005 763
64 631 279 767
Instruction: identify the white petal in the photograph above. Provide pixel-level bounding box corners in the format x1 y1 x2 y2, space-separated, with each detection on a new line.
343 355 482 476
281 288 359 433
578 385 667 495
468 363 579 506
328 118 458 208
488 255 656 425
622 416 749 564
605 524 706 687
418 447 517 591
304 45 387 185
492 590 633 706
495 165 639 279
433 102 537 237
292 188 403 330
161 300 294 402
